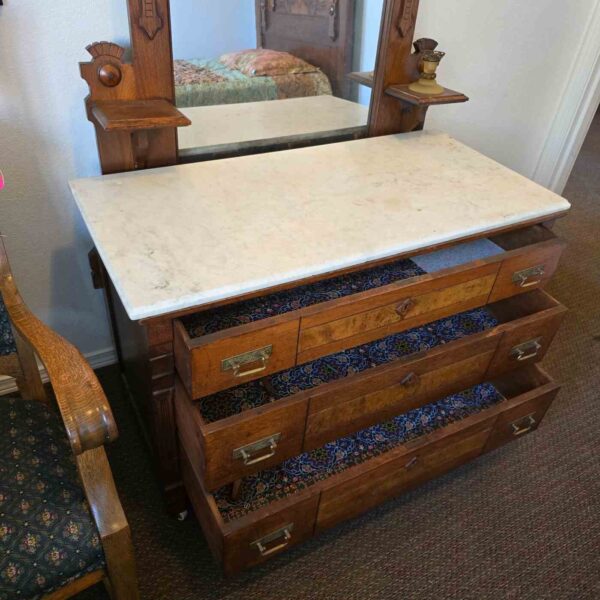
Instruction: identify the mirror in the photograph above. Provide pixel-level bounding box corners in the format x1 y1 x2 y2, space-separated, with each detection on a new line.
171 1 378 162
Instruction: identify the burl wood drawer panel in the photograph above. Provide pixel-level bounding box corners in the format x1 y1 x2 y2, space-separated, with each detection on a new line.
315 418 494 532
173 225 564 400
297 263 499 363
303 334 498 451
185 365 560 575
175 290 565 492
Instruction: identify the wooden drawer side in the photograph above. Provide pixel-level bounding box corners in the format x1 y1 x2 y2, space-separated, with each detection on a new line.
489 237 566 303
175 318 300 399
486 295 567 378
199 397 309 491
221 493 320 576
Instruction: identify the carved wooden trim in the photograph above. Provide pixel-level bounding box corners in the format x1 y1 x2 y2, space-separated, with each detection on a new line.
398 0 417 37
80 0 180 175
138 0 164 40
260 0 268 30
329 0 339 40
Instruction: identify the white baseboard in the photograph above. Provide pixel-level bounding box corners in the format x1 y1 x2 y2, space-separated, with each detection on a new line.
533 0 600 194
0 346 118 396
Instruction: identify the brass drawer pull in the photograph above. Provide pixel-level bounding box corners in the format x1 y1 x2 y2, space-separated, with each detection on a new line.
511 414 537 436
510 338 543 362
233 433 281 466
251 523 294 557
512 265 546 288
222 345 273 378
400 372 420 388
404 456 419 471
395 298 416 319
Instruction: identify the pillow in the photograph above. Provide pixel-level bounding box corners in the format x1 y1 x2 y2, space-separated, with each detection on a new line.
219 49 319 77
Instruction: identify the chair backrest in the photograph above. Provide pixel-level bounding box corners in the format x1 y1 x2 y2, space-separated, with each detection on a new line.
0 235 47 401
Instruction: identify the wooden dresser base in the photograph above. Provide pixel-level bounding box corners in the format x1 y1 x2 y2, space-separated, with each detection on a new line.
181 365 559 575
100 224 565 515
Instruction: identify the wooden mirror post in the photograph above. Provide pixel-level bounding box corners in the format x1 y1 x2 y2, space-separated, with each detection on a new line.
80 0 190 175
362 0 469 136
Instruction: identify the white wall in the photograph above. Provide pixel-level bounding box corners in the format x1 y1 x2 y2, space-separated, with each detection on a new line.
355 0 384 105
414 0 599 178
171 1 256 60
0 0 130 361
0 0 597 364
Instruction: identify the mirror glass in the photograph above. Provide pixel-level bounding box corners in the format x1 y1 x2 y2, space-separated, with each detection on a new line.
171 1 379 162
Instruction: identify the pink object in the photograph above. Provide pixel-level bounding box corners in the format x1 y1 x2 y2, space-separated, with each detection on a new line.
0 170 4 191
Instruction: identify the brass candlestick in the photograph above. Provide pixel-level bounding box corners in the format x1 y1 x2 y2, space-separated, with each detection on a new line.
409 50 446 95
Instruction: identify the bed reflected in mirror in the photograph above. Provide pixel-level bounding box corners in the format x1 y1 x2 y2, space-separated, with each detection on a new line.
171 0 376 162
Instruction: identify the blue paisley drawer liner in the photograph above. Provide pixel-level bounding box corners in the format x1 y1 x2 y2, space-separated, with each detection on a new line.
198 306 499 424
182 259 426 337
214 382 504 522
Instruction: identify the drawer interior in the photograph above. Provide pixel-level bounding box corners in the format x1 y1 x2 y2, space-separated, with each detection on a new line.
180 225 556 341
194 289 558 426
211 381 507 524
196 305 500 425
181 259 426 338
486 288 562 323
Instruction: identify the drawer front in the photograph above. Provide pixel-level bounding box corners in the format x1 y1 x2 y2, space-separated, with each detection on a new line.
175 319 300 399
304 335 499 451
175 379 308 491
486 306 566 378
298 265 499 363
484 387 558 452
181 446 319 576
316 423 493 532
489 239 565 303
222 494 319 575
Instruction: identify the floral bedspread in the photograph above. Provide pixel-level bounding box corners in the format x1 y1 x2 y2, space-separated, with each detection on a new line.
173 58 332 107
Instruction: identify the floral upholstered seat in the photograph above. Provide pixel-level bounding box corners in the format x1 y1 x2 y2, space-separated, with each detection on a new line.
0 398 105 600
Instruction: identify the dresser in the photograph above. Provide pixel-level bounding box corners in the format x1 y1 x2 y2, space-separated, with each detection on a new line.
70 131 570 575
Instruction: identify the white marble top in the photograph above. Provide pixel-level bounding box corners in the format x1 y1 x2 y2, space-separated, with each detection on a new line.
70 131 570 321
178 96 369 158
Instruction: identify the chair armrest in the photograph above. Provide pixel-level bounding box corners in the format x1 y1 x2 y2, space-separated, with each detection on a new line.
1 268 118 454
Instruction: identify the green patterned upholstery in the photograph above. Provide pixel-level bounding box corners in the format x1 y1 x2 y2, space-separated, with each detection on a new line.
0 397 105 600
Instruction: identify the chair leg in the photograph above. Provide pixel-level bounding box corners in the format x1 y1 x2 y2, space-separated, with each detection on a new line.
102 526 140 600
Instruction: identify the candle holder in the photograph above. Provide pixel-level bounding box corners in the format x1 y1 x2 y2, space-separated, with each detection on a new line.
409 49 446 95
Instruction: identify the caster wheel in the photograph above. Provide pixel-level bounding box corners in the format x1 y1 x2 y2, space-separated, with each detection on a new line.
177 510 189 522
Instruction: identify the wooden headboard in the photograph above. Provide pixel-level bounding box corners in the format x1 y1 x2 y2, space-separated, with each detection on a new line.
255 0 356 99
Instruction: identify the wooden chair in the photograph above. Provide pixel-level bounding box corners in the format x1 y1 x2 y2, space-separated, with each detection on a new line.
0 235 139 599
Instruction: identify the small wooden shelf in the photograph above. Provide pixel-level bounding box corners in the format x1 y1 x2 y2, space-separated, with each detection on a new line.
348 71 374 88
385 84 469 107
91 99 191 132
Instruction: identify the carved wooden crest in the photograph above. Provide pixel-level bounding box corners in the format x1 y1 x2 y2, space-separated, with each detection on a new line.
398 0 417 37
139 0 163 40
86 42 126 88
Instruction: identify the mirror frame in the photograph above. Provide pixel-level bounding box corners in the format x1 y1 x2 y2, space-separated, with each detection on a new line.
80 0 465 176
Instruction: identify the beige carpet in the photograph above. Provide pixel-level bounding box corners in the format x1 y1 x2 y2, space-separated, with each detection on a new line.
81 120 600 600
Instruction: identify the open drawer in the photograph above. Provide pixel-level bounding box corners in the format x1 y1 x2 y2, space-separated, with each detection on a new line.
182 366 561 575
174 225 564 399
175 290 566 491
